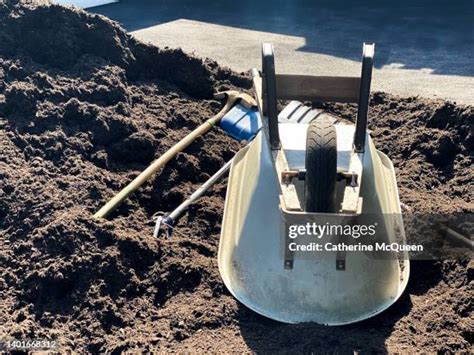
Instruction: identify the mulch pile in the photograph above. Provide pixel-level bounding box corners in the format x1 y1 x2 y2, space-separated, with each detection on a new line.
0 1 472 352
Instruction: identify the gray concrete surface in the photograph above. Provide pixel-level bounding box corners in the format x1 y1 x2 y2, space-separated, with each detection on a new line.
92 0 474 104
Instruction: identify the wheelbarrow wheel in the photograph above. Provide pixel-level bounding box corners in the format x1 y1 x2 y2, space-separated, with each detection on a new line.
305 117 337 212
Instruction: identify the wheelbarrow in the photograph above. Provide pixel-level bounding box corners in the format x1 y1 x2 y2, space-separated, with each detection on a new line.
218 43 410 325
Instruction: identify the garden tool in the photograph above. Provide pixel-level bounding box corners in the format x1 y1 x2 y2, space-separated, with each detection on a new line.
94 90 257 219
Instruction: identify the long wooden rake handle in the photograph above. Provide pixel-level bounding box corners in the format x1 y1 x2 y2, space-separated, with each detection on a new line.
93 93 241 219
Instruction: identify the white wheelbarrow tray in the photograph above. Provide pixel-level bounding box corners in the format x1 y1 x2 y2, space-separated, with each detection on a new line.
218 122 410 325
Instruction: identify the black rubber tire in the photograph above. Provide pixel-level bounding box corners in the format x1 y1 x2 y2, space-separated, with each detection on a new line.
304 117 337 213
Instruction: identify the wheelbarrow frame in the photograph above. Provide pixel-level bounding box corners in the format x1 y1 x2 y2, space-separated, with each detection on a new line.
218 43 410 325
253 44 375 257
259 43 373 153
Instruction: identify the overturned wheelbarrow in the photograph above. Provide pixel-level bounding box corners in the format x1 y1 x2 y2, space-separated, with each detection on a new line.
218 43 410 325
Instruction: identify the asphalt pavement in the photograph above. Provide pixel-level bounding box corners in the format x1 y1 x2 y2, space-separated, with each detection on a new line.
91 0 474 104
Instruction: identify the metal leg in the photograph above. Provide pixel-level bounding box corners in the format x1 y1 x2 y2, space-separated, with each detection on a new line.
262 43 281 150
354 43 375 153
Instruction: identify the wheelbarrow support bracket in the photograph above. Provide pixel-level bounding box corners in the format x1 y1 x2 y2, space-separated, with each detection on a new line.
354 43 375 153
262 43 281 150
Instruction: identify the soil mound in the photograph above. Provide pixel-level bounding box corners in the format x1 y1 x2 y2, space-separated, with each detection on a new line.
0 2 472 353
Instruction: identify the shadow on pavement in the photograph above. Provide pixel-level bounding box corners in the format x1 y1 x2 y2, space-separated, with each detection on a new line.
91 0 474 77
